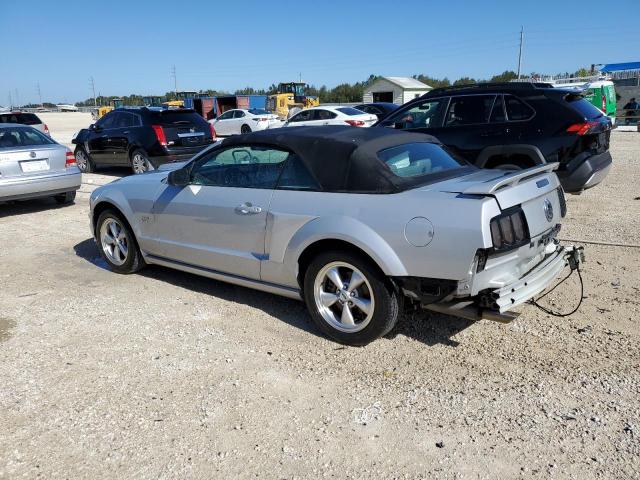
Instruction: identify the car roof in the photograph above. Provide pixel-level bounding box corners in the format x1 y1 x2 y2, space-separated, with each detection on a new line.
423 81 555 97
0 122 36 128
220 125 442 193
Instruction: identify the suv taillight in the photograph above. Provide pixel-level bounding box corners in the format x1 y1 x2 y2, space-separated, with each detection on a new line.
65 151 76 168
152 124 167 146
490 207 529 251
345 120 365 127
566 121 599 136
557 187 567 217
44 124 50 135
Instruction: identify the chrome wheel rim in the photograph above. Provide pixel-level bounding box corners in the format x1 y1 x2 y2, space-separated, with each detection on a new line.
132 153 150 174
99 218 128 266
313 261 374 333
76 150 88 171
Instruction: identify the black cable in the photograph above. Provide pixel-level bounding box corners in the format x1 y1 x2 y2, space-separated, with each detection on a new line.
528 267 584 317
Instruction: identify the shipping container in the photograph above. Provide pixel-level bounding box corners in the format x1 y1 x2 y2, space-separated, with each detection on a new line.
248 95 267 110
201 97 215 120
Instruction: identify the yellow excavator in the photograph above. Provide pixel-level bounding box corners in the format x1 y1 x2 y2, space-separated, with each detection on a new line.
267 82 319 119
93 98 123 119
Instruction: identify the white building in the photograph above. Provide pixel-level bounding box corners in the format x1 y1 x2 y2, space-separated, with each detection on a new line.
362 77 432 105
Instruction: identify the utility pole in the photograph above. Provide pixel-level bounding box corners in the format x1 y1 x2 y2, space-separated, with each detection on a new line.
90 76 97 106
14 89 19 108
37 82 42 107
517 26 524 79
8 91 13 109
171 65 177 95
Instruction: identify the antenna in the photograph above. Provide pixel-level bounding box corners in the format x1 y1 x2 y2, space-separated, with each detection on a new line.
90 76 97 107
517 26 524 79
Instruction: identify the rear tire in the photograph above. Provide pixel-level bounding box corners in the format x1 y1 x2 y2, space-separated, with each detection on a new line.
96 210 145 274
241 124 252 134
130 149 154 174
303 250 399 346
74 147 94 173
54 191 76 205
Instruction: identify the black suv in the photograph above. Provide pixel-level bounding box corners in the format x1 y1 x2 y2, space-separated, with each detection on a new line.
73 107 215 174
375 82 612 193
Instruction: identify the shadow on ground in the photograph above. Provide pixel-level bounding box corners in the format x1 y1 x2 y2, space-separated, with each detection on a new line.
73 238 474 347
0 197 74 219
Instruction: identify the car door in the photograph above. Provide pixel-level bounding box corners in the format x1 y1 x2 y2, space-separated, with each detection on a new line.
87 112 117 164
149 144 291 280
109 111 138 165
233 110 247 134
213 110 235 136
314 109 338 125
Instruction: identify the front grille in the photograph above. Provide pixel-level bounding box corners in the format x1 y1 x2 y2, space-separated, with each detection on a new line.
557 187 567 217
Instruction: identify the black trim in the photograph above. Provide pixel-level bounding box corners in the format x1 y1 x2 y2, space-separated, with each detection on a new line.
393 277 458 304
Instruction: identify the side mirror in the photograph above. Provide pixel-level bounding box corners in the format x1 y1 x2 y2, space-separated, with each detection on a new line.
167 168 190 187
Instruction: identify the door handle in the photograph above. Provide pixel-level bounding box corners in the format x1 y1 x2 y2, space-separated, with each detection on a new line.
235 203 262 215
123 130 130 134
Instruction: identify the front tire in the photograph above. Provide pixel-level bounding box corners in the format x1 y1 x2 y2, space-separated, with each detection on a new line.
54 191 76 205
74 147 94 173
130 149 154 174
96 210 145 274
303 251 399 346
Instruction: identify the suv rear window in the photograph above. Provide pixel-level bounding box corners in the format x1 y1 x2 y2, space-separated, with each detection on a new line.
378 142 466 178
151 111 207 126
566 95 604 119
504 95 535 121
0 113 42 125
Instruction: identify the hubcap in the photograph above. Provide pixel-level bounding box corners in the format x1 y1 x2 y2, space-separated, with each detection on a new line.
313 261 374 333
76 151 88 171
99 218 128 266
132 154 148 174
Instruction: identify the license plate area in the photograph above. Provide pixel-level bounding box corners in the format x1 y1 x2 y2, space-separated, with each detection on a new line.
20 159 49 173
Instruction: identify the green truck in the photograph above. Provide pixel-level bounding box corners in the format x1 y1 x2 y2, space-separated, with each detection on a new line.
553 78 617 124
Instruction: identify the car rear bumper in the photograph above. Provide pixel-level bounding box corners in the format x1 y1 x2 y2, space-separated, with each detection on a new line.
557 150 612 193
149 145 211 167
0 171 81 202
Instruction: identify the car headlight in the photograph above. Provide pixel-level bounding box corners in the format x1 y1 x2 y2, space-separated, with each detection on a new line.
490 207 530 251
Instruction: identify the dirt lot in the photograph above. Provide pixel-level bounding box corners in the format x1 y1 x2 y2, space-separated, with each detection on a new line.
0 130 638 479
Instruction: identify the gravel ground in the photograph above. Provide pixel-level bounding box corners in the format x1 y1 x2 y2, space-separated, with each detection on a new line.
0 131 638 479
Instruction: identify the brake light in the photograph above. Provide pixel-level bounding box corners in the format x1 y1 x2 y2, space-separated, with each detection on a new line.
345 120 365 127
44 124 50 135
209 123 217 139
566 121 599 136
489 208 530 251
252 117 269 121
151 124 167 146
65 151 76 168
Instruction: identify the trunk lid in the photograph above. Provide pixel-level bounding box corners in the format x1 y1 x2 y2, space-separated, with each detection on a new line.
151 110 212 148
0 144 68 179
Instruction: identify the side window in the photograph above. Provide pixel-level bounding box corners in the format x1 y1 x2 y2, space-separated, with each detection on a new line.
190 145 290 189
505 95 535 121
218 111 233 120
489 95 506 123
313 110 337 120
277 155 320 191
289 110 312 122
97 112 116 128
445 95 495 126
387 97 448 129
234 111 246 118
115 112 136 128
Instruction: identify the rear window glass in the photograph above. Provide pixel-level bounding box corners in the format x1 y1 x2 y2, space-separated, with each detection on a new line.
0 113 42 125
378 142 466 178
0 126 54 149
249 108 269 115
566 95 604 119
337 107 365 116
505 95 535 121
152 111 207 126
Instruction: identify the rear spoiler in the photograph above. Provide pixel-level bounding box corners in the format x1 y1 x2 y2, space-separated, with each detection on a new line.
461 163 559 195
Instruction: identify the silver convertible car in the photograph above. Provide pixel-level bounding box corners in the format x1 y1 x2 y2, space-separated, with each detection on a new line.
89 126 582 345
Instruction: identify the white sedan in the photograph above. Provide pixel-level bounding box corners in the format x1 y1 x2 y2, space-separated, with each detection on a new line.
209 109 280 136
283 106 377 128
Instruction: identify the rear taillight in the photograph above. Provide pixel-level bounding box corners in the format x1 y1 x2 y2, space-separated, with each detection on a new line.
490 207 530 251
151 124 167 146
566 121 599 136
252 117 269 121
601 95 606 112
209 123 217 139
557 187 567 217
65 151 76 168
44 124 50 135
345 120 365 127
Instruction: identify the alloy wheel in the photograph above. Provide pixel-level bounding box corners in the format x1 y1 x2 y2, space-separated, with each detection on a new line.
99 218 129 266
313 261 375 333
76 150 89 171
132 153 151 174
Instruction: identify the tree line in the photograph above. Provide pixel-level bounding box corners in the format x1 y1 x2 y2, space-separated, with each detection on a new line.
75 68 593 107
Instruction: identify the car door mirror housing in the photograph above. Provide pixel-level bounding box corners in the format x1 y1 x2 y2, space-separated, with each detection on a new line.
167 168 190 187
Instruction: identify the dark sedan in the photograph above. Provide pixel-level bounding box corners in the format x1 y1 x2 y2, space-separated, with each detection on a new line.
353 102 399 121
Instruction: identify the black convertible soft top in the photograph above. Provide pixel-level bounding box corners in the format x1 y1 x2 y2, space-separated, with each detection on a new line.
220 126 469 193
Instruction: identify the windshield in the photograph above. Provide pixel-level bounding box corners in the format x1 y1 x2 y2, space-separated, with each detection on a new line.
378 142 466 178
0 126 55 149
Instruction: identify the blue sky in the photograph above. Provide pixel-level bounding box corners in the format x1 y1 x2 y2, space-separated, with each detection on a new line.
1 0 637 104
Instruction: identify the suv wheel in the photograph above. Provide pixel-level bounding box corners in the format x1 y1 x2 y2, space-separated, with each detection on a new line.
131 149 154 174
74 148 94 173
241 124 252 134
96 210 145 274
303 251 399 346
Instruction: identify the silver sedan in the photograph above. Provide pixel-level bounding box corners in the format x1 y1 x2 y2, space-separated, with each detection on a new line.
0 124 81 204
89 126 582 345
